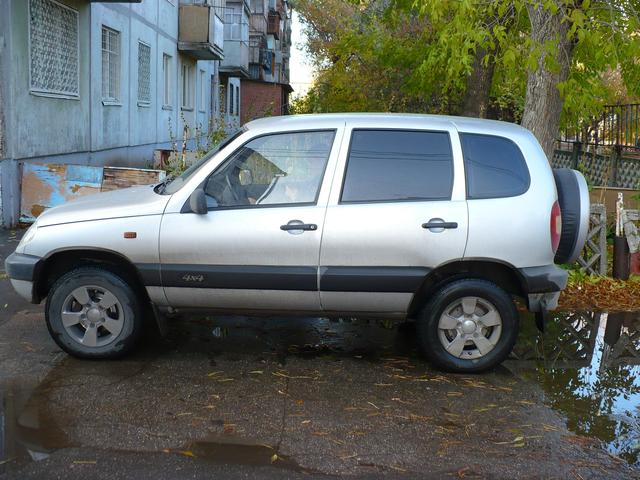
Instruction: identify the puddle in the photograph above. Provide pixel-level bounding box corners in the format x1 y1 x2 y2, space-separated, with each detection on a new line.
174 436 308 472
0 379 72 473
1 311 639 472
511 311 640 466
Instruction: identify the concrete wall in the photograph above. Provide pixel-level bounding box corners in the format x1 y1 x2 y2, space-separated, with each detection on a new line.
0 0 221 226
10 0 91 160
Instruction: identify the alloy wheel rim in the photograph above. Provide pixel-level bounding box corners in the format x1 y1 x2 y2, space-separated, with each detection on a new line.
437 296 502 360
60 285 124 348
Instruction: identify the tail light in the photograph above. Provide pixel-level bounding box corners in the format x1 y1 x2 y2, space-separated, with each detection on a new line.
550 201 562 253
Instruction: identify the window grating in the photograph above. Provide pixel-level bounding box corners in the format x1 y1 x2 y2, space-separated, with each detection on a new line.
101 26 121 102
137 42 151 104
29 0 79 97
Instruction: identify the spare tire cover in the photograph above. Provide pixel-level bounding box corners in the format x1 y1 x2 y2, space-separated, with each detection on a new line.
553 168 590 264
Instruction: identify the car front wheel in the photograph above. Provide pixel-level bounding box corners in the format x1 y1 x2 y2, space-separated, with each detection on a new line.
45 267 143 359
417 279 519 373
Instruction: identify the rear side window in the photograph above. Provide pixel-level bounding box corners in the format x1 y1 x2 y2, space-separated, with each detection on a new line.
460 133 530 199
341 130 454 203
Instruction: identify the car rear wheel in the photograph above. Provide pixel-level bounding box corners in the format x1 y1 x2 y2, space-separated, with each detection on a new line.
417 279 519 373
45 267 143 359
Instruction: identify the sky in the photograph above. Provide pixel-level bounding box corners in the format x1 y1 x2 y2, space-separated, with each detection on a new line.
289 11 314 98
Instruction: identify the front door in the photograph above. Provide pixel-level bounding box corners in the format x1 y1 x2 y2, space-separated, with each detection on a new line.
159 129 339 313
319 124 469 314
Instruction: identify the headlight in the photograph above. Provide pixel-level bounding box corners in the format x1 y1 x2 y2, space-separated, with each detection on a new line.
16 222 38 252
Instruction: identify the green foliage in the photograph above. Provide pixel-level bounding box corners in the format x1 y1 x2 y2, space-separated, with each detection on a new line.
294 0 640 130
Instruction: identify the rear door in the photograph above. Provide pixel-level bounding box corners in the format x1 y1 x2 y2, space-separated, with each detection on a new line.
319 120 468 314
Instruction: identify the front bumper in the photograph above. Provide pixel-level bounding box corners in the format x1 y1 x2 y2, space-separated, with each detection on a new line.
518 265 568 313
5 252 40 303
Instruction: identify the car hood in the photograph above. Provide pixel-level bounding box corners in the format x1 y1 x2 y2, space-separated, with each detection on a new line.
35 185 171 227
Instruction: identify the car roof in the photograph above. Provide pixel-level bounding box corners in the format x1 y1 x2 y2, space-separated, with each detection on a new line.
244 113 529 136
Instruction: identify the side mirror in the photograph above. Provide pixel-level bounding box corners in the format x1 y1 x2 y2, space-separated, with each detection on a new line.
189 188 208 215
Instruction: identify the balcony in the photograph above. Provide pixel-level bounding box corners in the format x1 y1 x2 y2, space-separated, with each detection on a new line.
250 13 267 33
267 11 280 39
220 13 250 77
178 5 224 60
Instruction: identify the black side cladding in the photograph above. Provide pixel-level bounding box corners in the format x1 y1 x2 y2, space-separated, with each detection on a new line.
553 168 581 264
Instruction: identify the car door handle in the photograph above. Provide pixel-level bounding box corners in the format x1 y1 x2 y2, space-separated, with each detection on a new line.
280 222 318 231
422 220 458 229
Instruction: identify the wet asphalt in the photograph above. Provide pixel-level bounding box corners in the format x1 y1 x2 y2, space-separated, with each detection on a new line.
0 228 639 479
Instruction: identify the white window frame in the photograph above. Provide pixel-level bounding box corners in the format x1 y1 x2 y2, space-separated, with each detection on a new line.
199 69 207 113
101 26 121 105
28 0 80 99
181 63 194 111
162 53 173 110
137 40 152 107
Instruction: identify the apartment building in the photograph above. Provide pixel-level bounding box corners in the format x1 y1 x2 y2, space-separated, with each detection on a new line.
0 0 292 227
221 0 292 125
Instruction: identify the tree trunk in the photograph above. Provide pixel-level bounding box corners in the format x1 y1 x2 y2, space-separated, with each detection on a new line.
521 2 573 160
460 46 495 118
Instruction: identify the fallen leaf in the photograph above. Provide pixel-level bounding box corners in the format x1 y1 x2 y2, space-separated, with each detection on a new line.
271 453 279 463
72 460 97 464
249 370 263 374
177 450 195 458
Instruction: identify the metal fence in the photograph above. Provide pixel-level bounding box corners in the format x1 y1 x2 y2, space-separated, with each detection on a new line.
552 144 640 189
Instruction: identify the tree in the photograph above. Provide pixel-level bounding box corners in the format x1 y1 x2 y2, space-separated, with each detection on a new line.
293 0 640 159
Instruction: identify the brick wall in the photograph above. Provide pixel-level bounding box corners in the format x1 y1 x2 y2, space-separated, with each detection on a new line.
240 80 287 124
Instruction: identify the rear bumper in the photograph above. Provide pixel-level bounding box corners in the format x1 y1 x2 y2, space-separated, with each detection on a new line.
5 252 40 303
519 265 568 293
518 265 568 313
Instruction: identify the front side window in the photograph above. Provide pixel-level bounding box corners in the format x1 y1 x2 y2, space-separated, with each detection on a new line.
460 133 530 199
101 26 120 102
341 130 454 203
29 0 79 97
204 130 335 208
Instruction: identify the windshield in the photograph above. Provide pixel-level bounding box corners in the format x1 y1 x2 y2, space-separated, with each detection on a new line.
157 128 246 195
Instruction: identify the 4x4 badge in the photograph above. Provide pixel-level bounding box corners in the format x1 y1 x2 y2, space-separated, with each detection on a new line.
182 274 204 283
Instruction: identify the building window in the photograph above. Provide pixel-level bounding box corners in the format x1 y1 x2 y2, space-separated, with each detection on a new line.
181 64 194 110
199 70 207 112
162 54 172 108
101 26 121 102
235 85 240 117
137 41 151 106
229 86 234 115
29 0 79 97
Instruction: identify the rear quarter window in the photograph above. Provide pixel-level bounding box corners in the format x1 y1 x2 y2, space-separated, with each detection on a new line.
460 133 530 199
341 129 454 203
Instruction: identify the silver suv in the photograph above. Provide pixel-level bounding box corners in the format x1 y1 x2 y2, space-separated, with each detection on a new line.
5 114 589 372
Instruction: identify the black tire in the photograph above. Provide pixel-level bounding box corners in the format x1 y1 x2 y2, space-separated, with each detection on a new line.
417 279 519 373
553 168 590 264
45 267 143 359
